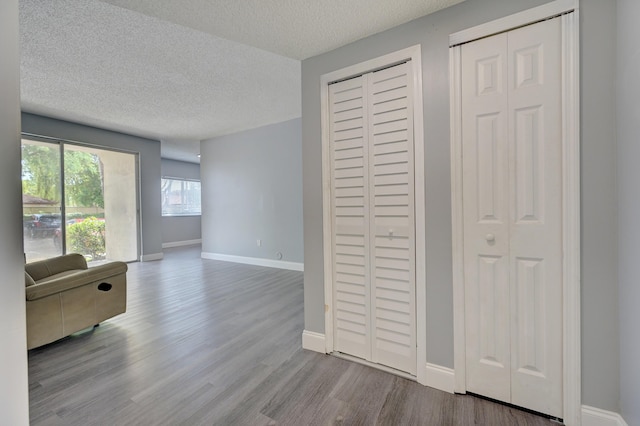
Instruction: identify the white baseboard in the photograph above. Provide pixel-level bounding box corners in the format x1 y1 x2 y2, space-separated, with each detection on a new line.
201 252 304 272
162 239 202 248
424 363 455 394
140 252 164 262
301 330 326 353
582 405 628 426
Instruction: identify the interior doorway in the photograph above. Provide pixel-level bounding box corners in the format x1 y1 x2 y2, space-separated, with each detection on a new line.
328 61 417 375
460 16 563 417
321 45 427 382
449 1 580 423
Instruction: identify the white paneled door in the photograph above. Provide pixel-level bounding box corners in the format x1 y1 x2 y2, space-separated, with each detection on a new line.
329 61 416 375
461 17 562 417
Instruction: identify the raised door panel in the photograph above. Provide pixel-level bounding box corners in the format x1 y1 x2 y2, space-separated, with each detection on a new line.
507 17 563 418
330 76 371 361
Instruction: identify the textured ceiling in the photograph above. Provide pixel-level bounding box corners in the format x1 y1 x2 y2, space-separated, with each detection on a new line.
19 0 464 163
97 0 465 60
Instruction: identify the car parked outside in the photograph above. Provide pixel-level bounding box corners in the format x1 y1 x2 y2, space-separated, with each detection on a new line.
23 214 61 238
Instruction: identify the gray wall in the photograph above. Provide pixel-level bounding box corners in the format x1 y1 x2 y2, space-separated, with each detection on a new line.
21 113 164 259
0 0 29 423
617 0 640 424
161 158 202 245
200 118 303 264
579 0 620 413
301 0 621 413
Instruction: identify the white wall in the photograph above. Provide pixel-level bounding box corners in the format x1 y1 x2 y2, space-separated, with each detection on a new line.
161 158 202 245
301 0 621 414
0 0 30 423
200 118 303 265
617 0 640 424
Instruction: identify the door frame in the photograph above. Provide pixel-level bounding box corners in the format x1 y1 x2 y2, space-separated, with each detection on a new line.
449 0 580 424
22 132 143 262
321 45 427 383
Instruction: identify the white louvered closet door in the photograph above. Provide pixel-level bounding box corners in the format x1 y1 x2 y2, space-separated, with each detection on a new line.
329 61 416 375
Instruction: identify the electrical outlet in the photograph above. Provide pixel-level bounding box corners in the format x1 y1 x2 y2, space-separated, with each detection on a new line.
257 239 261 247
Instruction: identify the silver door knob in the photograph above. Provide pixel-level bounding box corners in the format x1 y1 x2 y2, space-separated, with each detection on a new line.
485 233 495 242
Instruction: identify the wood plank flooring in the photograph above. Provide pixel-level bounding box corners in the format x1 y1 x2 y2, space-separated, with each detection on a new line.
28 245 555 425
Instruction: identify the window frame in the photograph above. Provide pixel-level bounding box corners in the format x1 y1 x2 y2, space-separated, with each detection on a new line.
161 176 202 217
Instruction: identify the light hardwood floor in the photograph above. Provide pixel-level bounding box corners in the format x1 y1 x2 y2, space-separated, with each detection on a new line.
28 245 555 425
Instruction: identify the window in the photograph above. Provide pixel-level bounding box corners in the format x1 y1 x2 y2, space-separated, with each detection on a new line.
161 177 201 216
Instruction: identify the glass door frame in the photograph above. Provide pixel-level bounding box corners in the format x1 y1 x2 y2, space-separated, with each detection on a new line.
22 133 142 262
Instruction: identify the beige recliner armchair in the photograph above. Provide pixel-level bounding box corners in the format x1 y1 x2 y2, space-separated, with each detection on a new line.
25 253 128 350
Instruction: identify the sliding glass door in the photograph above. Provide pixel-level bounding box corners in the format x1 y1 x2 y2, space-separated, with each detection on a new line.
22 137 139 263
22 139 63 260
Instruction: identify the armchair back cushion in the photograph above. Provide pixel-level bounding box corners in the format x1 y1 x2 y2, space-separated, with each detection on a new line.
25 253 88 282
